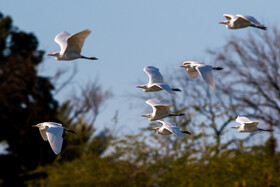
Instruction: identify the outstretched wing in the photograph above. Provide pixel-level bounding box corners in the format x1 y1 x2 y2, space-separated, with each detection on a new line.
144 66 164 84
55 31 71 53
157 120 184 138
65 29 91 54
39 128 48 141
46 127 64 155
236 116 258 127
236 15 261 25
196 65 215 89
157 84 176 95
146 97 169 107
146 98 170 115
223 14 235 20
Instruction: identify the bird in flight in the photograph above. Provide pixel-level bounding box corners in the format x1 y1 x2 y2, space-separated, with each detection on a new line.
152 120 191 137
231 116 273 133
180 61 223 89
48 29 98 61
137 66 181 95
219 14 266 30
32 122 75 155
142 97 185 121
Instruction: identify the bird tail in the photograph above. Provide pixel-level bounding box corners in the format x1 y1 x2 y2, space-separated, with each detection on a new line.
172 88 181 92
212 66 223 70
81 55 98 60
181 130 191 135
65 128 76 134
250 24 267 30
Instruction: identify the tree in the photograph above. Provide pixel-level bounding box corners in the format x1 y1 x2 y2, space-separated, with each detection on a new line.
0 12 58 186
210 28 280 132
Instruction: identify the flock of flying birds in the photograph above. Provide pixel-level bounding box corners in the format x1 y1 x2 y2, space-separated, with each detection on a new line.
32 14 272 155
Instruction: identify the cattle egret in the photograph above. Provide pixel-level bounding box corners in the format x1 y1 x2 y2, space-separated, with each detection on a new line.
152 120 191 137
142 97 185 121
32 122 75 155
220 14 266 30
231 116 273 132
180 61 223 89
137 66 181 95
48 29 98 61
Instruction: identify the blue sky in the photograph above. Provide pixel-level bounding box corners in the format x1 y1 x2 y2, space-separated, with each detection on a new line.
1 0 279 137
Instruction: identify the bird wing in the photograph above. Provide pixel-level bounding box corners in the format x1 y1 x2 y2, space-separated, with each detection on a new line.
223 14 234 20
65 29 91 54
46 127 64 155
236 116 253 124
154 105 170 115
39 128 48 141
186 69 199 79
236 15 261 25
161 121 184 138
144 66 164 84
146 97 169 107
243 121 259 127
157 83 176 95
55 31 71 53
235 15 251 24
236 116 259 127
196 65 215 89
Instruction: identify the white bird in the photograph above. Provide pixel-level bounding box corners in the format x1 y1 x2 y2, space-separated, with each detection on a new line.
32 122 75 155
219 14 266 30
152 120 191 137
137 66 181 95
231 116 273 132
142 97 185 121
47 29 98 61
180 61 223 89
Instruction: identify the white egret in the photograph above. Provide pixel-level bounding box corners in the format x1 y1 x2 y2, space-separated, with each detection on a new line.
152 120 191 137
32 122 75 155
142 97 185 121
47 29 98 61
180 61 223 89
231 116 273 132
137 66 181 95
219 14 266 30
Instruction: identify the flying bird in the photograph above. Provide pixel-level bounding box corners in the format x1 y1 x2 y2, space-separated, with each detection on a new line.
32 122 75 155
180 61 223 89
48 29 98 61
152 120 191 137
137 66 181 95
219 14 266 30
231 116 273 132
142 97 185 121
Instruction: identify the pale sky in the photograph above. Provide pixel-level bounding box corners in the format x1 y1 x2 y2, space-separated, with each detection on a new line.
1 0 280 137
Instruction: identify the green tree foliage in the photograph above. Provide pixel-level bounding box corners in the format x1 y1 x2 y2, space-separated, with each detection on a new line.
0 13 58 186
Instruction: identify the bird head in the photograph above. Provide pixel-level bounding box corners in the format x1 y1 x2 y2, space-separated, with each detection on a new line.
141 114 152 119
219 20 229 25
231 125 239 129
180 61 192 69
47 52 60 59
152 127 160 132
32 123 43 128
137 85 146 89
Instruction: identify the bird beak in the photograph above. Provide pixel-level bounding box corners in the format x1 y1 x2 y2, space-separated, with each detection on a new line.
219 21 226 24
141 114 149 118
180 65 185 68
151 128 157 131
32 124 38 127
137 86 143 88
47 53 55 56
231 126 238 129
